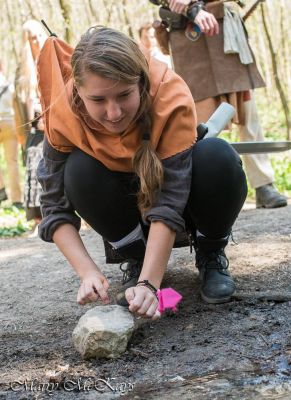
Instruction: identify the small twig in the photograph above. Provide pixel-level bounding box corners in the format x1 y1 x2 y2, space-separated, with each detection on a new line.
130 348 150 359
233 291 291 302
263 351 282 360
258 333 269 345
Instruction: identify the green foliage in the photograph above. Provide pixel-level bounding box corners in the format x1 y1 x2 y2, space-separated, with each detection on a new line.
0 145 29 237
270 156 291 193
0 206 33 237
220 92 291 199
255 89 289 141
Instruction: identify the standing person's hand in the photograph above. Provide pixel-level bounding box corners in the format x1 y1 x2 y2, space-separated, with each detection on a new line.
194 10 219 36
125 285 161 320
169 0 192 14
77 270 110 305
168 0 219 37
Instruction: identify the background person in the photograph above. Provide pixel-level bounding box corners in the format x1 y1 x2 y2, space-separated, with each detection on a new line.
15 19 47 225
151 0 287 209
138 23 172 68
0 62 22 207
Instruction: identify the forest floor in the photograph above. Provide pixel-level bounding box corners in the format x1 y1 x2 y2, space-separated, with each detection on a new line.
0 201 291 399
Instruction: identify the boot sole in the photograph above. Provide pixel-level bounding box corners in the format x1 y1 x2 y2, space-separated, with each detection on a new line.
256 200 288 209
201 291 235 304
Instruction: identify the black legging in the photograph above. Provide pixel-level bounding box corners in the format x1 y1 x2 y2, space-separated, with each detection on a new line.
64 138 247 243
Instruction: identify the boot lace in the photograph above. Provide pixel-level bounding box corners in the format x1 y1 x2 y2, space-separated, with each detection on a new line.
119 261 142 284
197 250 229 272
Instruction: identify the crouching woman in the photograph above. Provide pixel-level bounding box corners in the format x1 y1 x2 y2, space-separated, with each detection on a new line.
37 26 247 319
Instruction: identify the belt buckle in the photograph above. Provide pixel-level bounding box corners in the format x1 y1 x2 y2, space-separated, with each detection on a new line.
185 21 201 41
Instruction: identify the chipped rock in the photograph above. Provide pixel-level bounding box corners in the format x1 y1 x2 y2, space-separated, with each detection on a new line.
72 305 135 359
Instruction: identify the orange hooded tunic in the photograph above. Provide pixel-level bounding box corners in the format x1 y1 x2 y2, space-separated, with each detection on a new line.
37 36 197 172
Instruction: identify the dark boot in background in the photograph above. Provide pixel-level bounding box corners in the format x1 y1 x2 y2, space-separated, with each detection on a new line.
0 187 8 205
195 235 235 304
256 184 287 209
115 239 145 307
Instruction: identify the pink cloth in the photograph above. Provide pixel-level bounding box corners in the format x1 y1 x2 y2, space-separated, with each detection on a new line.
157 288 183 313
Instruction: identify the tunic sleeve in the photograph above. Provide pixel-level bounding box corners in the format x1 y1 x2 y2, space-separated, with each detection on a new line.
144 146 193 232
37 137 81 242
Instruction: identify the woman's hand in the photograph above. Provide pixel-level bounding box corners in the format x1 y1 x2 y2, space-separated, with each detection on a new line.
169 0 192 14
77 270 110 305
52 224 110 306
125 285 161 320
194 10 219 36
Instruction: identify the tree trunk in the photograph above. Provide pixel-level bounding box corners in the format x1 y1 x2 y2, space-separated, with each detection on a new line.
280 0 291 98
261 3 291 140
5 0 19 63
88 0 99 22
24 0 38 20
251 11 272 101
121 0 133 38
59 0 72 44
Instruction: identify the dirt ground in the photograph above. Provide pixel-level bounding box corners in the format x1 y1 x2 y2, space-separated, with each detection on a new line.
0 201 291 399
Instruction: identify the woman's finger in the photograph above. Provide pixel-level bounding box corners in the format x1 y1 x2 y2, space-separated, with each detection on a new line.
92 280 110 303
87 291 99 302
136 295 156 316
144 299 159 318
125 287 135 305
83 283 99 303
152 309 161 321
102 277 110 291
77 287 87 305
128 287 147 312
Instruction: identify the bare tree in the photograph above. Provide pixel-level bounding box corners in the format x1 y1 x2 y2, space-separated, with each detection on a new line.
261 3 291 140
24 0 38 19
59 0 72 43
5 0 19 63
88 0 99 23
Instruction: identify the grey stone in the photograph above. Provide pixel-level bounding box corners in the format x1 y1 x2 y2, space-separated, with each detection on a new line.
72 305 135 359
